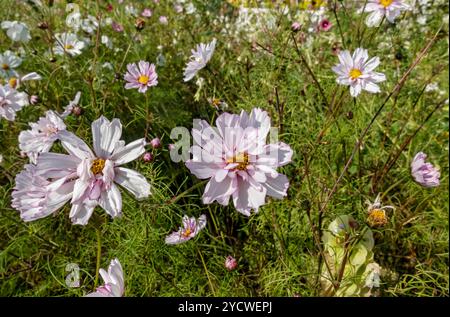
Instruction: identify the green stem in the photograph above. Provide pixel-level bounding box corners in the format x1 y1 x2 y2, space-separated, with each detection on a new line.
94 228 102 290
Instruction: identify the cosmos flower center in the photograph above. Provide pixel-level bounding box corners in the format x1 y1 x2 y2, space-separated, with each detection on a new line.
227 153 250 171
91 158 106 175
64 44 74 50
349 68 362 80
45 124 59 136
8 77 17 89
379 0 393 7
2 63 9 70
368 209 388 226
182 227 192 237
138 75 149 85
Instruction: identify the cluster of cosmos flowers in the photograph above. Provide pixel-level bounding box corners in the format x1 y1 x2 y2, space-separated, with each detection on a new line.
0 0 443 297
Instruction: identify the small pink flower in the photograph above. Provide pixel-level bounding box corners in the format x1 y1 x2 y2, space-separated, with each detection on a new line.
124 61 158 93
291 22 301 31
319 19 332 31
143 152 153 162
225 256 237 271
141 8 152 17
174 4 183 13
29 95 39 105
159 16 168 25
150 137 161 149
411 152 440 187
112 21 124 32
165 215 207 245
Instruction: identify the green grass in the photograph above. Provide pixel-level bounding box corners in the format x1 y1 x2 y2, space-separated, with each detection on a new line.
0 0 448 296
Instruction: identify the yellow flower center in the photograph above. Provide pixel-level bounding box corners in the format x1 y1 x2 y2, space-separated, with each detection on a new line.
91 158 106 175
64 44 74 50
226 153 250 171
379 0 393 8
2 63 9 70
8 77 17 89
138 75 149 85
349 68 362 80
367 209 388 227
183 228 192 237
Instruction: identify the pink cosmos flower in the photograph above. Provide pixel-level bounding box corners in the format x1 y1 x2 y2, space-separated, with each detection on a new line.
165 215 207 245
291 21 301 31
183 38 216 82
185 108 293 215
159 16 168 25
141 8 152 17
124 61 158 93
319 19 332 31
12 116 151 225
85 258 124 297
411 152 440 188
0 84 28 121
111 21 124 32
18 110 67 164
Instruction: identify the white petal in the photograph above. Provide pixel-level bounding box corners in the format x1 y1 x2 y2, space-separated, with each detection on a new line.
114 167 150 199
92 116 123 158
110 138 146 165
99 183 122 218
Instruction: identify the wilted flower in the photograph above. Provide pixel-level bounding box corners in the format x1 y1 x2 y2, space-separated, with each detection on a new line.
183 38 217 82
411 152 440 187
124 61 158 93
61 91 81 118
1 21 31 42
18 110 67 164
165 215 207 245
364 262 381 290
362 0 410 27
135 18 146 31
12 116 151 225
332 48 386 97
185 108 293 215
54 33 85 57
225 256 237 271
0 84 29 121
366 193 394 227
85 258 124 297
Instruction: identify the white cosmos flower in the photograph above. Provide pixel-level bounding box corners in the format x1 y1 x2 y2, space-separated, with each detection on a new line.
54 33 85 57
0 50 22 77
12 116 151 225
81 15 99 34
18 110 67 164
85 258 124 297
0 84 29 121
362 0 410 27
165 215 207 245
6 71 42 90
332 48 386 97
1 21 31 42
61 91 81 118
183 38 217 82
